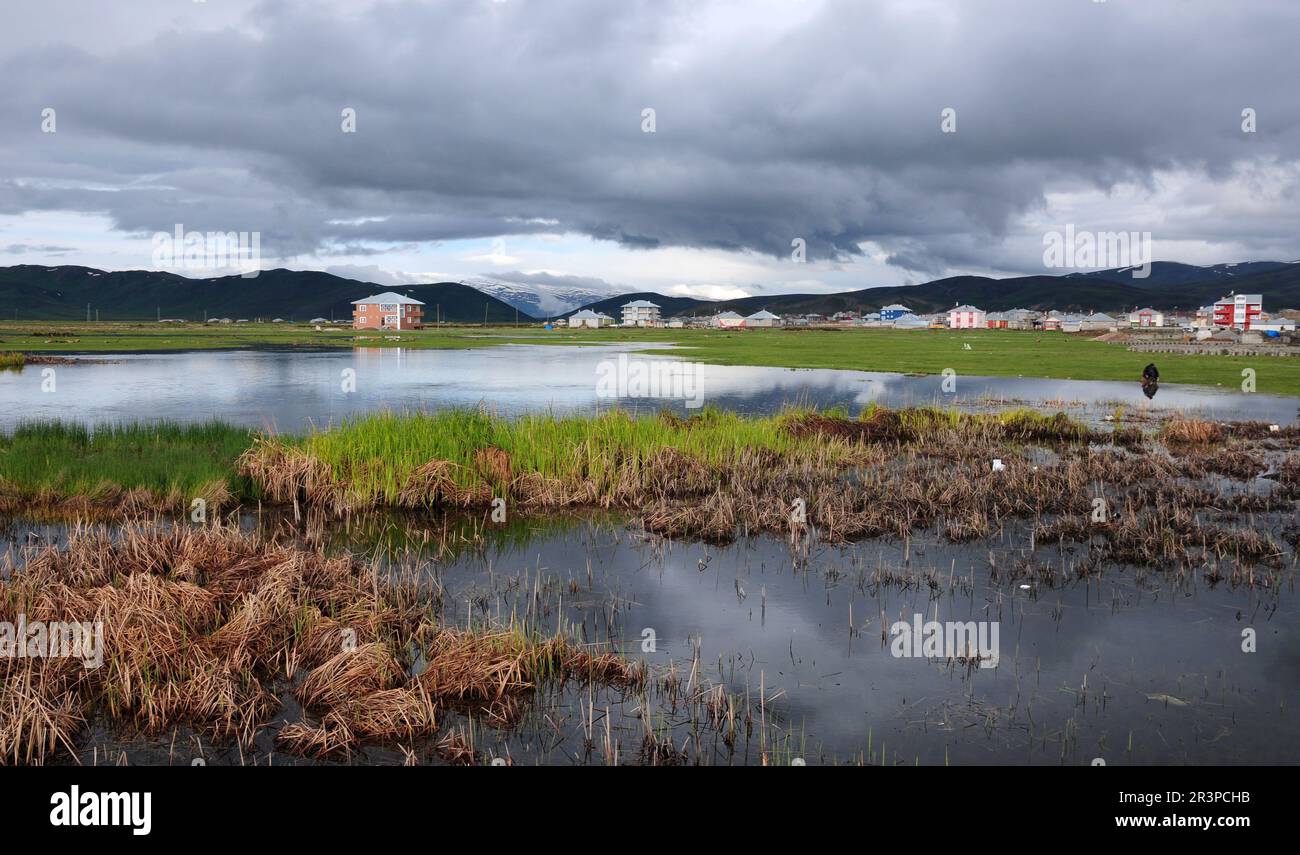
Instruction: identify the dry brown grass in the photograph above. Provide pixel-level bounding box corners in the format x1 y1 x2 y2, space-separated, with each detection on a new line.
1160 418 1225 446
0 481 234 522
0 522 642 764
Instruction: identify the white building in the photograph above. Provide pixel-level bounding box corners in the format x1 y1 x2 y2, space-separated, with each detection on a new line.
1128 307 1165 328
1254 318 1296 333
947 305 986 329
568 309 613 329
745 309 783 328
621 300 662 327
1060 314 1085 333
715 311 746 328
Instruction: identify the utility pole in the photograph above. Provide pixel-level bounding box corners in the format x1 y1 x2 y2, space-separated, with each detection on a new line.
484 302 488 327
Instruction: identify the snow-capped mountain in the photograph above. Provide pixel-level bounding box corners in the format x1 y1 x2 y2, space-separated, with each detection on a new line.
1064 261 1298 287
459 276 610 318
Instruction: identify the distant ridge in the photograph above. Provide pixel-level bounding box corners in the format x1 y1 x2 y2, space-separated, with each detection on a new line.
0 266 532 323
2 260 1298 322
1064 261 1297 288
564 263 1300 318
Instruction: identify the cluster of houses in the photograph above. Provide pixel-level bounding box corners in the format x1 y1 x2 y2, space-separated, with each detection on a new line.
573 293 1295 335
570 301 785 329
341 290 1295 337
864 306 1132 332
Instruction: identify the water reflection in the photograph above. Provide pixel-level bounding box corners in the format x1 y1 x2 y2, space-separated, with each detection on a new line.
1 345 1296 431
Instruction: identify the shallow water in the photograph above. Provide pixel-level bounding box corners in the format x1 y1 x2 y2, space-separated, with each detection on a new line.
2 341 1297 765
2 345 1296 431
425 517 1298 765
6 507 1296 766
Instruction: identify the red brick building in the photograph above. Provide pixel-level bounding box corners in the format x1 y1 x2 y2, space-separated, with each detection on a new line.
352 292 425 330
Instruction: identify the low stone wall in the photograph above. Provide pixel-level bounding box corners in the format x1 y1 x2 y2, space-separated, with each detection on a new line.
1126 342 1298 357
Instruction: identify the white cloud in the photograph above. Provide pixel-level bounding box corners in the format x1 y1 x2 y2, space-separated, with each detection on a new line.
667 283 753 300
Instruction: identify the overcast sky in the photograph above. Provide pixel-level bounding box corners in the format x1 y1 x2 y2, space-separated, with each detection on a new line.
2 0 1298 299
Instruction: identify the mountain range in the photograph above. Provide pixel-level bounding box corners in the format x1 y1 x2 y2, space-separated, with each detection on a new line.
457 276 607 318
2 261 1298 324
570 263 1300 319
0 266 526 323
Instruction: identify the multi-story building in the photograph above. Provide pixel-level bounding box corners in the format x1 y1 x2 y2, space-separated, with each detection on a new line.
947 305 986 329
1212 293 1263 330
352 292 425 330
620 300 662 327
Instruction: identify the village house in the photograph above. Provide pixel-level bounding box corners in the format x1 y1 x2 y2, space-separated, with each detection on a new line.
1128 307 1164 328
745 309 783 328
1253 315 1296 333
947 304 986 329
879 303 912 321
568 309 613 329
985 311 1008 329
1004 308 1039 330
352 292 425 330
1080 312 1118 332
715 311 746 329
620 300 662 327
892 312 928 329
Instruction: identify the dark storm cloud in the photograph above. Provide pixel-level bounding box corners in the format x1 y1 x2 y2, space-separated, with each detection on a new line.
1 0 1298 275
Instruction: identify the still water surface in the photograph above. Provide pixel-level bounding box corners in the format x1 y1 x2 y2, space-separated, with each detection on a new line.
2 344 1296 430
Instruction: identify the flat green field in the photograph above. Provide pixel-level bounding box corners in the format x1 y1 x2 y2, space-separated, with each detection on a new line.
2 320 1297 396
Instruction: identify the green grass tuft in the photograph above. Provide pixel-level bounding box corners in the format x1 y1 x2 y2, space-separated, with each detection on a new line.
0 420 258 504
